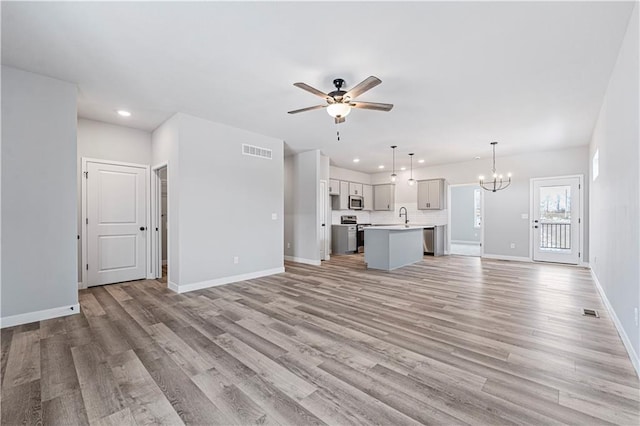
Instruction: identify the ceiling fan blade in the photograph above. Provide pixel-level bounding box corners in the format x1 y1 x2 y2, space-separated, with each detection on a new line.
293 82 331 100
335 116 346 124
349 101 394 112
287 105 326 114
344 76 381 99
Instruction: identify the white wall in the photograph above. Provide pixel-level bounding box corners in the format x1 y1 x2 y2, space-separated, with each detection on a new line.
77 118 152 282
152 113 284 292
589 4 639 374
1 67 78 325
369 146 589 258
284 150 321 264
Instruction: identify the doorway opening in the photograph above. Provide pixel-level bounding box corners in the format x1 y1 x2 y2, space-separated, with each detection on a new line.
152 165 169 282
449 184 483 257
531 175 583 264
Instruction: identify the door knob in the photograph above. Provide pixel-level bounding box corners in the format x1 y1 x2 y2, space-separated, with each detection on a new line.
534 225 539 229
140 226 146 231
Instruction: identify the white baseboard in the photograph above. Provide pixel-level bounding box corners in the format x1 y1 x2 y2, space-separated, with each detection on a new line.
1 303 80 329
481 254 532 262
451 240 481 245
78 281 87 290
284 256 321 266
590 269 640 378
169 267 285 294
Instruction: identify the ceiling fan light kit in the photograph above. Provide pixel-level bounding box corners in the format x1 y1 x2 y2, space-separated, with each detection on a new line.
479 141 512 192
288 75 393 124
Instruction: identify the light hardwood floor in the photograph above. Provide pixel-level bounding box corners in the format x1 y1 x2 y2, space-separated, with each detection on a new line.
2 255 639 425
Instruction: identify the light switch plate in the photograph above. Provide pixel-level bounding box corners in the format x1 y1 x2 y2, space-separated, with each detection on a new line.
521 213 529 219
271 213 277 220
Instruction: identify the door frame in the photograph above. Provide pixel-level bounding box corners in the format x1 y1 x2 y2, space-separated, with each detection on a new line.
81 158 152 287
151 162 169 280
319 179 329 261
529 174 584 265
447 183 484 257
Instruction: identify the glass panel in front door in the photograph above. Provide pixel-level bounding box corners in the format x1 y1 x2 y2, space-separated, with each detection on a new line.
538 185 571 252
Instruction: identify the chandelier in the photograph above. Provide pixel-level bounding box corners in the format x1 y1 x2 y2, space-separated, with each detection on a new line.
479 142 511 192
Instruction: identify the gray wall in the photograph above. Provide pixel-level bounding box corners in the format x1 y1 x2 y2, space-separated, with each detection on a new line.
1 67 78 319
451 185 481 243
284 150 320 263
372 146 589 259
589 5 639 366
77 118 152 282
151 115 181 286
152 113 284 290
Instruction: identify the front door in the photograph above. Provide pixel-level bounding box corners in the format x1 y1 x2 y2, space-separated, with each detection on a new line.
532 176 582 264
86 161 148 286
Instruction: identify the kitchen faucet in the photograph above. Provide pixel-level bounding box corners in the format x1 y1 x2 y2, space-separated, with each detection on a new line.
399 206 409 224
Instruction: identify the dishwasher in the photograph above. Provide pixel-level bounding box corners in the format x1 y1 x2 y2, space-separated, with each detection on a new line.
423 226 445 256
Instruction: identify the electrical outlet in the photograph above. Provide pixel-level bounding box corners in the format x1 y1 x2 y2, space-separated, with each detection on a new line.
287 242 291 249
510 243 516 249
635 307 638 327
233 256 239 264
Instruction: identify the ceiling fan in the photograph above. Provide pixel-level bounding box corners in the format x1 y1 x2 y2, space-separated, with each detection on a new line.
288 76 393 124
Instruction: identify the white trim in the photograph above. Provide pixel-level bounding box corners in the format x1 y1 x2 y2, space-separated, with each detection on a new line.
284 256 322 266
1 304 80 329
169 267 285 294
451 240 482 245
482 254 532 263
81 158 151 287
590 269 640 378
151 163 169 281
168 281 180 292
78 281 87 290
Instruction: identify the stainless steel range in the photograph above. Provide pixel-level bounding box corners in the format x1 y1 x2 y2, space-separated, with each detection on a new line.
338 215 371 253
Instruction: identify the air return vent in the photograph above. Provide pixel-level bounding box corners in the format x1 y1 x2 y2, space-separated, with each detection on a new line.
242 144 272 160
582 308 599 318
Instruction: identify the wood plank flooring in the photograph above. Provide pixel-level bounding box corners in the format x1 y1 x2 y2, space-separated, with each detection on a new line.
2 255 639 425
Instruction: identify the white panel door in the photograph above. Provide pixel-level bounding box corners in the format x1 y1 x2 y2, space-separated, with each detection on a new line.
87 161 147 286
532 176 581 264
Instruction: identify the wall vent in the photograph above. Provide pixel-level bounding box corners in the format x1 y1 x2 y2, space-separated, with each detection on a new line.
582 308 599 318
242 144 272 160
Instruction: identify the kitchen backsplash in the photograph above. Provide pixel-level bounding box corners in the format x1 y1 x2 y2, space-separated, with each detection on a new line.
332 203 447 225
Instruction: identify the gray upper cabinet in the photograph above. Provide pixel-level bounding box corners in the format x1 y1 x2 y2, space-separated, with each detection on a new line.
362 184 373 211
349 182 363 196
329 179 340 196
417 179 445 210
332 181 349 210
374 184 395 211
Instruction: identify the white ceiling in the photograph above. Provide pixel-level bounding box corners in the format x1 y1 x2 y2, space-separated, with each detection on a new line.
1 1 634 172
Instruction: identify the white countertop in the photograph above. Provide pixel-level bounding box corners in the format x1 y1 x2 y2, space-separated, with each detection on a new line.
365 225 425 231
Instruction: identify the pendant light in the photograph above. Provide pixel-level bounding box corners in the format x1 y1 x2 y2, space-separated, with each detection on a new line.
479 141 512 192
390 145 397 182
408 153 416 186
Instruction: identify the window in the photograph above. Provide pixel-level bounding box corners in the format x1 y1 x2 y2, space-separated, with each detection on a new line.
474 188 481 228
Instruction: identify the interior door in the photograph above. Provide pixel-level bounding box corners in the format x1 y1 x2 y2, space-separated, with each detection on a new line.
86 161 147 286
319 180 327 260
532 176 581 264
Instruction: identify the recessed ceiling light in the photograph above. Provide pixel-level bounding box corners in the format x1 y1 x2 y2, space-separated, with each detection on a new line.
378 165 385 169
117 110 131 117
474 156 481 160
400 166 406 171
418 159 425 163
353 158 360 163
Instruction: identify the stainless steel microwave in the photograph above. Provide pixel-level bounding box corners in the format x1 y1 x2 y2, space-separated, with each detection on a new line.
349 195 363 210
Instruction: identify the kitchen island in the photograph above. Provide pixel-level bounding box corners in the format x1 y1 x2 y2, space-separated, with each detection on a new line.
364 226 424 271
